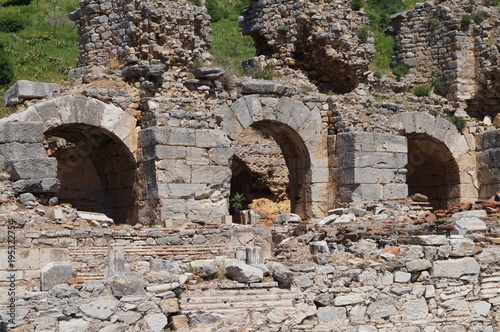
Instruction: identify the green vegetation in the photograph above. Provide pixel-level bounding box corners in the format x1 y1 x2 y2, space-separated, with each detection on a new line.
428 110 439 117
208 0 255 76
392 64 409 78
461 14 472 29
447 115 467 130
412 85 431 97
484 0 500 6
229 192 246 214
473 10 488 23
431 77 447 96
0 0 78 108
353 0 420 75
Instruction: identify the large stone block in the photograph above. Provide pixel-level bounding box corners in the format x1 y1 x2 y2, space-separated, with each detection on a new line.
383 183 408 199
7 158 57 180
432 257 480 278
4 80 57 106
40 261 73 291
477 129 500 150
12 178 60 194
158 183 206 199
191 166 231 184
0 122 44 143
195 129 231 148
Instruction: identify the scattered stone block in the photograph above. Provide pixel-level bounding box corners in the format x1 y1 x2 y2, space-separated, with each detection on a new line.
451 210 488 219
406 259 432 272
171 315 189 331
334 294 365 306
80 298 119 320
49 208 64 220
59 319 90 332
240 210 261 225
270 262 293 287
394 271 411 283
276 213 301 224
317 306 347 323
225 259 263 283
309 241 329 253
144 313 169 332
432 257 480 278
409 235 448 246
40 262 73 291
366 299 397 319
453 217 488 235
4 80 57 106
108 273 146 297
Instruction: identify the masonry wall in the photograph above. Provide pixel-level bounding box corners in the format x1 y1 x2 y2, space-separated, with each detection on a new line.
333 132 408 204
476 129 500 198
139 126 232 226
0 122 59 195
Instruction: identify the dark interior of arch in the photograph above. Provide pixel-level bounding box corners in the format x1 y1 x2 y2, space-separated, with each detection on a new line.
45 124 138 224
406 133 460 210
235 120 312 219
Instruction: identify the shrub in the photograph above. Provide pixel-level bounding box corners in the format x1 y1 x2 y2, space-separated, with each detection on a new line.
351 0 365 11
373 71 382 79
428 110 439 117
357 26 370 43
230 192 246 213
464 4 474 12
248 66 278 80
431 77 447 96
392 64 409 78
473 10 488 23
447 115 467 130
0 43 14 86
0 16 26 33
412 85 431 96
428 17 439 27
461 14 472 29
206 0 229 23
277 25 290 34
484 0 500 6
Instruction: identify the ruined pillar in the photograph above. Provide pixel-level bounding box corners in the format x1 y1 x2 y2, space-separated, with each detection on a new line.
107 243 125 277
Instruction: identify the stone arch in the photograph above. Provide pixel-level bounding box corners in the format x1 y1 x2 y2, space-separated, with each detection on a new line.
390 112 478 209
218 95 330 219
5 95 140 224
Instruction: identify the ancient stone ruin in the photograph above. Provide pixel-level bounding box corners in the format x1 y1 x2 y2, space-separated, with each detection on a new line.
0 0 499 331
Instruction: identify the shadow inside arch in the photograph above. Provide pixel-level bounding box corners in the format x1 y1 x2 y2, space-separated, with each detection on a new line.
45 123 139 224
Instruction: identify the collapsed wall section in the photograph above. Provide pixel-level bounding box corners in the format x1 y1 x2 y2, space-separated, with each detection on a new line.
69 0 211 70
239 0 375 93
477 129 500 198
333 132 408 204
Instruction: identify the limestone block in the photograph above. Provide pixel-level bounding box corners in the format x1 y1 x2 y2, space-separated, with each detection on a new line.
0 122 44 143
40 262 72 291
186 147 209 165
409 235 448 246
383 183 408 199
334 294 366 306
351 184 383 202
158 183 206 199
144 313 169 332
159 199 188 219
195 129 231 148
139 127 169 147
230 96 253 128
432 257 480 278
317 306 347 323
14 248 40 269
80 298 119 320
218 103 244 140
276 213 301 224
452 218 487 235
451 210 487 219
208 148 232 166
171 315 189 331
59 319 90 332
12 178 60 194
0 142 47 160
401 297 428 319
160 298 180 313
191 166 231 183
243 95 263 121
3 80 56 106
379 135 407 153
366 299 397 319
395 271 411 283
98 325 129 332
7 158 57 180
477 129 500 150
406 259 432 272
225 259 263 283
238 79 291 97
108 273 146 297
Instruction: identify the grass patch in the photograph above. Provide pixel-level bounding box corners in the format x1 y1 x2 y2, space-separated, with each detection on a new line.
0 0 79 109
392 64 409 78
446 115 467 130
412 85 431 96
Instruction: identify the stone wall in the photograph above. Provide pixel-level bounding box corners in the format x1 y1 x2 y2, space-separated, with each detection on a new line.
0 122 59 195
476 129 500 198
239 0 375 93
69 0 211 71
391 0 500 117
139 126 232 226
333 132 408 204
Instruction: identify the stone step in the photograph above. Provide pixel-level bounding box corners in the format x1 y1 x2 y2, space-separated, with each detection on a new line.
180 287 301 315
